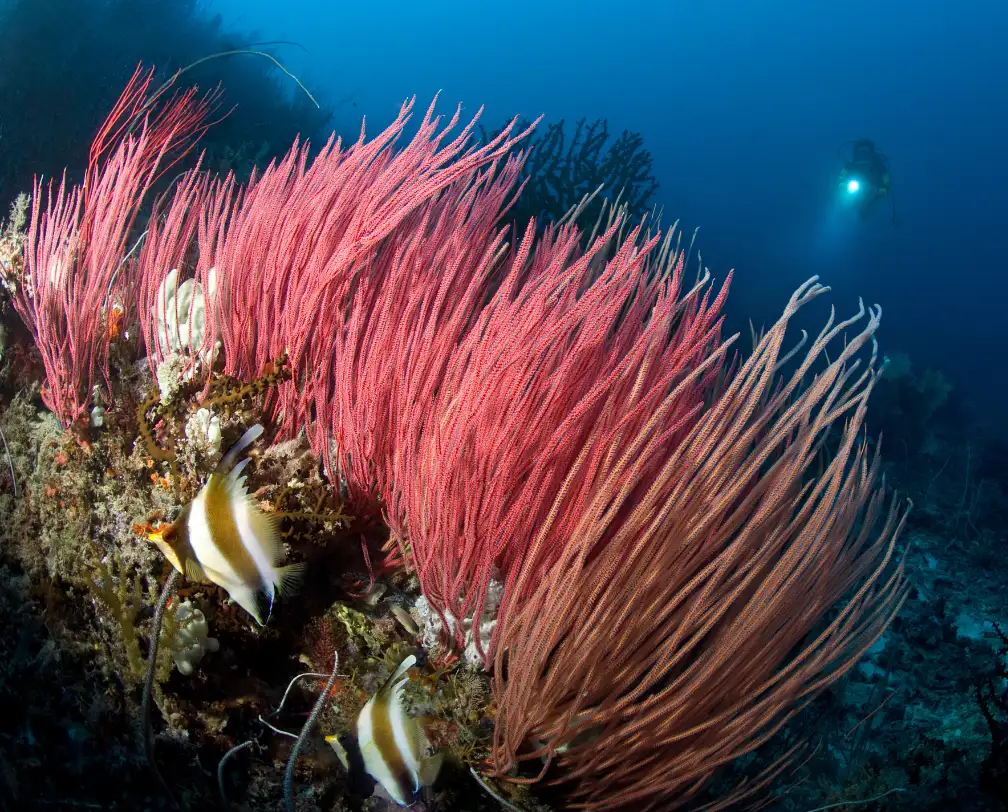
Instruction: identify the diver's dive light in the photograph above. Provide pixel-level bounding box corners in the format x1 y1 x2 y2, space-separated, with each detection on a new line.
838 171 871 205
835 139 897 224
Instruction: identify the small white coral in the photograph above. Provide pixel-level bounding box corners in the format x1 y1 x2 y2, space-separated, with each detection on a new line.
89 384 107 428
414 577 504 668
154 267 217 357
152 267 220 401
155 354 188 404
170 600 220 676
185 407 222 455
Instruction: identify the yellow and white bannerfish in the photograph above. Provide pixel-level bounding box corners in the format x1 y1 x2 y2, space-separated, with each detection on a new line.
146 424 304 625
326 654 443 806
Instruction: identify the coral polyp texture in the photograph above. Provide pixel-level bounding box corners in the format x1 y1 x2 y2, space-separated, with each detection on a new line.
0 65 912 812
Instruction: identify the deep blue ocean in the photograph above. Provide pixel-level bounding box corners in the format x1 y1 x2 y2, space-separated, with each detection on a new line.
213 0 1008 423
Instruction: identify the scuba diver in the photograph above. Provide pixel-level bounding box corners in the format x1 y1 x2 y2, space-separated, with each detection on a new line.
837 139 896 224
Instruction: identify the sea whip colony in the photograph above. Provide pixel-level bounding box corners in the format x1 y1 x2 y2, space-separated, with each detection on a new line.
8 65 908 810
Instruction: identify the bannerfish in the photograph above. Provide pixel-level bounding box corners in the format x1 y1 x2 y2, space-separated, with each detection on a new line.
326 654 443 806
146 423 304 625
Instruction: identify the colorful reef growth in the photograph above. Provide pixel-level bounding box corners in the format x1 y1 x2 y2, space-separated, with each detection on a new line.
0 65 909 812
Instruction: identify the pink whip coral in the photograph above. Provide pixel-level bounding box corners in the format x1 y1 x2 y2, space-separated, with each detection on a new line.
10 64 219 427
488 279 909 810
315 150 528 515
137 98 536 506
401 216 732 665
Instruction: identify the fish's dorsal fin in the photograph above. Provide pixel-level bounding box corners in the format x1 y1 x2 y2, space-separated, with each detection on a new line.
239 484 286 565
418 752 444 787
376 654 417 702
214 424 263 478
214 454 286 566
400 708 426 763
219 445 289 570
275 562 306 598
227 457 252 491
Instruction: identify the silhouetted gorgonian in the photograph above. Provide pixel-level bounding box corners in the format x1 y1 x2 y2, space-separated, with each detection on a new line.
978 622 1008 807
480 117 659 229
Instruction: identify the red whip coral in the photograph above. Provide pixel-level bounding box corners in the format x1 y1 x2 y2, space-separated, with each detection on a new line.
137 98 536 505
10 64 219 427
402 216 732 665
488 279 909 810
